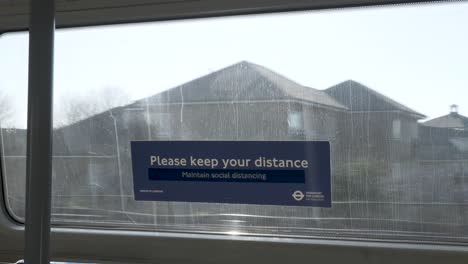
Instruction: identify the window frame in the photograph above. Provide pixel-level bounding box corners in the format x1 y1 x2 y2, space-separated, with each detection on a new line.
2 0 468 262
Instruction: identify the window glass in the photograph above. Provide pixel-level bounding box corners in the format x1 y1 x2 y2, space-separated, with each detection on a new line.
288 111 303 132
0 32 28 219
392 119 401 139
2 2 468 243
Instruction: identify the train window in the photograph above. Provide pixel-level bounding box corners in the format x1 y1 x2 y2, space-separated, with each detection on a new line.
2 1 468 244
14 261 90 264
0 32 28 221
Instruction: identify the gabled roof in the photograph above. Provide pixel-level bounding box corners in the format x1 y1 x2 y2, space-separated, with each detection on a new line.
324 80 426 119
134 61 346 110
423 112 468 129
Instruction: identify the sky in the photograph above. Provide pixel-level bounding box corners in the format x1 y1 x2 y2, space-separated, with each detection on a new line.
1 1 468 128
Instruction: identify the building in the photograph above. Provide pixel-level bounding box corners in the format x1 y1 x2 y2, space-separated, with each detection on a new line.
324 80 426 201
413 106 468 202
325 80 425 158
122 61 347 141
419 105 468 160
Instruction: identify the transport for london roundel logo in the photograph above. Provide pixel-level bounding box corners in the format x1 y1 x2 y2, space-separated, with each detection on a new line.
292 190 304 201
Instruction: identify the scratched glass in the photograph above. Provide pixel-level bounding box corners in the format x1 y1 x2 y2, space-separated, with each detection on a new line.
2 2 468 243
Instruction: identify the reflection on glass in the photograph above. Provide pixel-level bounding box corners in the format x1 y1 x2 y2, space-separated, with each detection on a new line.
1 2 468 243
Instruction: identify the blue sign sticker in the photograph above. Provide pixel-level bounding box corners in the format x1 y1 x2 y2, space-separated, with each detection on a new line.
131 141 331 207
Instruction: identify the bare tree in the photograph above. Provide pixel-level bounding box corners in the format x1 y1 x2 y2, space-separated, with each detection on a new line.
55 86 131 127
0 92 14 127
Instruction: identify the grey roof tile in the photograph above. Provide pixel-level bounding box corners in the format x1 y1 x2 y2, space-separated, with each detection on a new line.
423 113 468 128
325 80 426 119
134 61 347 110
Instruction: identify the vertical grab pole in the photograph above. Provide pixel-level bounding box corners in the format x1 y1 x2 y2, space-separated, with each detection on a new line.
24 0 55 263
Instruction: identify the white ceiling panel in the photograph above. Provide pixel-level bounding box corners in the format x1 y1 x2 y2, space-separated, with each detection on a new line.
0 0 436 32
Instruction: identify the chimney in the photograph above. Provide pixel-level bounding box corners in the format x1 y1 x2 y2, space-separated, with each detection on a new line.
450 104 459 115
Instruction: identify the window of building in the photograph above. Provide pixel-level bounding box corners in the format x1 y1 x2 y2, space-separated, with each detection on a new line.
409 121 418 139
288 111 303 132
151 112 172 139
392 119 401 139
